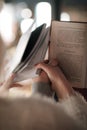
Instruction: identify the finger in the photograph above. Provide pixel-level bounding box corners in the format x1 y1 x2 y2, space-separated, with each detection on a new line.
35 59 58 77
49 59 58 66
36 59 49 75
35 62 51 75
3 73 15 89
10 83 23 88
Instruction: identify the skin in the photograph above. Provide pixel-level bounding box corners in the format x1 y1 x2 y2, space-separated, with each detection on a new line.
0 59 75 99
34 59 75 99
0 73 15 93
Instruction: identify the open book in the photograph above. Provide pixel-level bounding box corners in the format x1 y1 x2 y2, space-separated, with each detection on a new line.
49 21 87 88
7 20 87 88
7 23 50 82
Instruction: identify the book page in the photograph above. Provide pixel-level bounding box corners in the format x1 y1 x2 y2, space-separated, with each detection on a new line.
6 21 35 78
50 21 87 88
13 28 50 82
14 24 47 73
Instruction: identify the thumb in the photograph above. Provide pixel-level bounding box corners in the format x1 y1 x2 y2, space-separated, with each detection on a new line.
35 62 51 76
35 59 58 75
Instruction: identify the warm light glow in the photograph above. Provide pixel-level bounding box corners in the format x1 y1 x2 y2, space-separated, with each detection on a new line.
20 7 35 33
60 12 70 21
35 2 51 27
0 4 15 45
21 8 32 19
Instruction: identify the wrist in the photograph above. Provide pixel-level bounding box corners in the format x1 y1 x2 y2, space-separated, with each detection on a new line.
54 79 74 99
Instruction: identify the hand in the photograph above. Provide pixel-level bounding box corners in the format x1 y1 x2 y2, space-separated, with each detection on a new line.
32 60 50 84
0 73 15 93
0 74 32 97
32 70 50 84
35 59 75 99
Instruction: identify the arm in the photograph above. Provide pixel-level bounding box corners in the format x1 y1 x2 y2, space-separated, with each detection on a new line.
35 59 87 129
35 59 75 99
